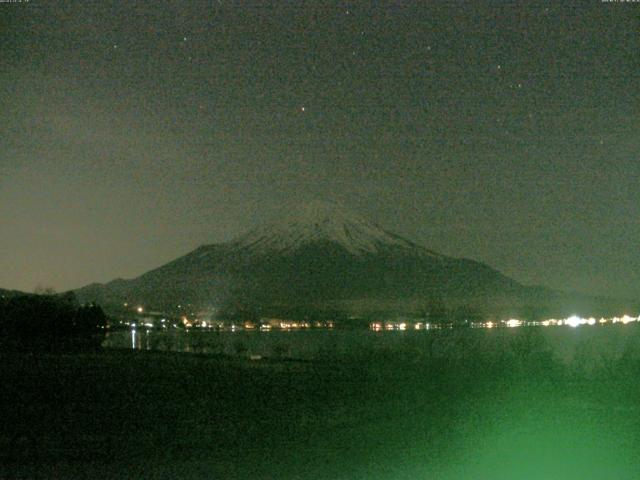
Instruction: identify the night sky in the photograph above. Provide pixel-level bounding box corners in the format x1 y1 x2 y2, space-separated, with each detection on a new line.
1 1 639 298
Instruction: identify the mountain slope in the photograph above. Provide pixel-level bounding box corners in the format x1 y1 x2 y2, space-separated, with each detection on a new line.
228 200 441 257
76 201 601 317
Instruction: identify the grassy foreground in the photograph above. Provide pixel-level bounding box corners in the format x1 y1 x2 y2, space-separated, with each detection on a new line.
1 329 640 479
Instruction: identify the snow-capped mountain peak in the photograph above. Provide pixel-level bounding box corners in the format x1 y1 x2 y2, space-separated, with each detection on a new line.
229 200 436 256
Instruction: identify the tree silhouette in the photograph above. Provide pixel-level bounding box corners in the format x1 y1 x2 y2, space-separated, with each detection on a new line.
0 292 107 352
34 285 57 295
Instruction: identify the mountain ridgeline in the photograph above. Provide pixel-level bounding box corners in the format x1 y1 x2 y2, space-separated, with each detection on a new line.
75 202 625 320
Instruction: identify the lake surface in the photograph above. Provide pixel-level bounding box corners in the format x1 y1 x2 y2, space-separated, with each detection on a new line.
6 323 640 480
103 323 640 367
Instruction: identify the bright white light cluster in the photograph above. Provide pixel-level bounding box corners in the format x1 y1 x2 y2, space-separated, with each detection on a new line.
369 314 640 332
503 314 640 329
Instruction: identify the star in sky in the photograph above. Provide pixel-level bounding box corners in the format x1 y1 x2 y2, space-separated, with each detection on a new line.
1 1 639 298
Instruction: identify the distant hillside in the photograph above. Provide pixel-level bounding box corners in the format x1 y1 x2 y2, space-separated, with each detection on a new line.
0 288 28 301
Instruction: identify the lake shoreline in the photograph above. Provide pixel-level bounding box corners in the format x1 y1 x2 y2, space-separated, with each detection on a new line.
2 339 640 479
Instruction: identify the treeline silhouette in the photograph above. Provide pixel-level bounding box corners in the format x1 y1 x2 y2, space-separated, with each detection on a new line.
0 291 107 352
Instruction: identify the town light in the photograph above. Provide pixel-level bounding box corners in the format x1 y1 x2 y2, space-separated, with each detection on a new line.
566 315 582 328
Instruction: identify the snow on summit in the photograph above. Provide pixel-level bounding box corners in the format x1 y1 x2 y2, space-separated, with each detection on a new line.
230 200 437 256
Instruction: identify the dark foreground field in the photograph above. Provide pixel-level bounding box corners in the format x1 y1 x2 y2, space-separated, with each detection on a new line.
2 329 640 479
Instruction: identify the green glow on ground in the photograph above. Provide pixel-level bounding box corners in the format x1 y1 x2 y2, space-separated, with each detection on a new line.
2 328 640 479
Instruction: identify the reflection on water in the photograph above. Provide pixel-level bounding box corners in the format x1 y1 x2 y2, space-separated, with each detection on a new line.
104 322 640 366
107 328 364 359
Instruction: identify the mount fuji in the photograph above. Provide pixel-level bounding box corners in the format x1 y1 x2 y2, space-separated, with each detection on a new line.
75 201 608 318
228 201 440 257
